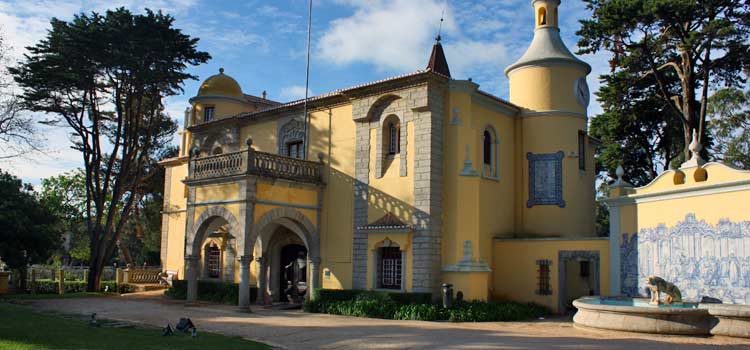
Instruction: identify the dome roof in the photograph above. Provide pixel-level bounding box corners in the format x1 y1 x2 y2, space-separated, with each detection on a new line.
197 68 244 98
504 27 591 76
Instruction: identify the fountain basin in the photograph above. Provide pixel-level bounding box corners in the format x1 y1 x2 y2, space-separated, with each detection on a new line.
573 297 712 336
706 304 750 338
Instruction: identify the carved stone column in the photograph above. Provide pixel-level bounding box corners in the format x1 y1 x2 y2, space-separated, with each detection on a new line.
308 257 321 300
238 255 252 311
185 255 200 304
255 256 268 305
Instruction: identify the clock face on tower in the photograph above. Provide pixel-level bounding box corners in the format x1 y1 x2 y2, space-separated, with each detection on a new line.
574 77 590 108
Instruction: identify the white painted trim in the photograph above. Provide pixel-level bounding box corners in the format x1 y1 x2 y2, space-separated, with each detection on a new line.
522 110 587 120
606 180 750 207
608 206 621 296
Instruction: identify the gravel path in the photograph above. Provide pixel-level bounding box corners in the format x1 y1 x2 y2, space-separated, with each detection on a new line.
25 292 750 350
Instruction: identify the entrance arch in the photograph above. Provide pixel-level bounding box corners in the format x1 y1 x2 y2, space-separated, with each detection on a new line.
184 206 252 308
251 207 320 304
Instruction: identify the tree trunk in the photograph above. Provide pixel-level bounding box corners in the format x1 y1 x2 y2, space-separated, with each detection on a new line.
86 260 102 292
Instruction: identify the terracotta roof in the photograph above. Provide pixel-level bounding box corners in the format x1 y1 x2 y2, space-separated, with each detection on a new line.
234 69 438 119
426 36 451 78
358 212 413 231
243 94 282 107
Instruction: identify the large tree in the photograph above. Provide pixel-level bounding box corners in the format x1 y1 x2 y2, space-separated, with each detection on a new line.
11 8 209 291
0 170 61 289
578 0 750 162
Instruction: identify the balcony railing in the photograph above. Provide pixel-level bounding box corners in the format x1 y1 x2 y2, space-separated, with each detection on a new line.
188 146 324 184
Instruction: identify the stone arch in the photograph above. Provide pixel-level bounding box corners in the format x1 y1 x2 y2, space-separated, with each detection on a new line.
187 206 242 257
250 207 320 259
366 94 403 122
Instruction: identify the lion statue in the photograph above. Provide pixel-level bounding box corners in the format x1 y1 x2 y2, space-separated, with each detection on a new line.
646 275 682 305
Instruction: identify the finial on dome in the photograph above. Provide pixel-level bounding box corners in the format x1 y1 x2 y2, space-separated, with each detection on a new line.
219 67 225 74
616 165 625 180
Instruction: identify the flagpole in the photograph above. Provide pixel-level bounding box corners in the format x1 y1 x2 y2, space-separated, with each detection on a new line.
302 0 313 160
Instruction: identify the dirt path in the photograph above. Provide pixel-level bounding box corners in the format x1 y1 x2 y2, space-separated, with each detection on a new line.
25 293 750 350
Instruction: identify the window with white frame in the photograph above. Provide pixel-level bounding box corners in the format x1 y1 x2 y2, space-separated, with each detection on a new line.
377 247 402 290
386 119 400 156
203 106 215 122
206 244 221 278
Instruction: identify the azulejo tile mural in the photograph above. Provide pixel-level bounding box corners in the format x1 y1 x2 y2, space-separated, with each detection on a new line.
621 213 750 304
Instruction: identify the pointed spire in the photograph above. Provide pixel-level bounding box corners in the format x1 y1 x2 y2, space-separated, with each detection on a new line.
427 35 451 77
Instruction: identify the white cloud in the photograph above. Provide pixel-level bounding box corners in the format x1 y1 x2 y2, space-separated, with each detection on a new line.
318 0 451 72
279 85 314 101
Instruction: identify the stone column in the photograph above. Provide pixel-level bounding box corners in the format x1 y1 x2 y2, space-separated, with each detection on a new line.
238 255 252 311
185 255 200 304
255 256 267 305
308 257 321 300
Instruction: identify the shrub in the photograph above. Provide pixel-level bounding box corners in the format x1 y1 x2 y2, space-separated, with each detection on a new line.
165 280 258 304
305 288 551 322
32 280 126 294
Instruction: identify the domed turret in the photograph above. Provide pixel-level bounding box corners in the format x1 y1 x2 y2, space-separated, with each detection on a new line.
197 68 244 98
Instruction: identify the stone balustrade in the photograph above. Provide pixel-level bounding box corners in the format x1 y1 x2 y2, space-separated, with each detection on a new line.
189 147 324 184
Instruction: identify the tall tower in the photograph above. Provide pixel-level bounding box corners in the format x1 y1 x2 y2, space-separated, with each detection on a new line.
505 0 596 237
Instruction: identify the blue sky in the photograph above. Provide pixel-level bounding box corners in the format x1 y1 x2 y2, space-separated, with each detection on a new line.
0 0 610 185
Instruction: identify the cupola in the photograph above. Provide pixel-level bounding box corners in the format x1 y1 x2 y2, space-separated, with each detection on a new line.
504 0 590 76
197 68 244 98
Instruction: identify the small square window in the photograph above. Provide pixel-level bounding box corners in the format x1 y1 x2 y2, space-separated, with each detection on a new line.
204 107 215 122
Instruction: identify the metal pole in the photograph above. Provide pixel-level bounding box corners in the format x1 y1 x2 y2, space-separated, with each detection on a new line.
301 0 313 160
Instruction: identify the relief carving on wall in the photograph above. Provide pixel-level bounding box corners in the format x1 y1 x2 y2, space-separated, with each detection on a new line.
621 213 750 304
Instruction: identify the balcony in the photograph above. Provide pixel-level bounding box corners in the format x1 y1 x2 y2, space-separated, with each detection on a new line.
188 146 324 184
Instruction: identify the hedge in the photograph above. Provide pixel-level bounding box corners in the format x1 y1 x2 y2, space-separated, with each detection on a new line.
304 289 551 322
165 280 258 304
32 280 133 294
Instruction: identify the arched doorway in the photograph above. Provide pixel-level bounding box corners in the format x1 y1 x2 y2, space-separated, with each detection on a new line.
185 206 248 308
251 207 320 304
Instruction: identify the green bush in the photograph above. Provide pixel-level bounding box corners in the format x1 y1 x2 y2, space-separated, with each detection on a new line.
165 280 258 305
305 288 551 322
32 280 125 294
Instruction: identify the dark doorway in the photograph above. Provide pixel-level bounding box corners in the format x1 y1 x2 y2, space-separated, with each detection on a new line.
279 244 306 297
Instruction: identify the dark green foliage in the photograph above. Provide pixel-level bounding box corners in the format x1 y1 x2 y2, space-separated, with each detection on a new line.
165 280 258 305
32 280 125 294
708 88 750 169
0 170 62 289
304 289 550 322
578 0 750 163
10 7 209 291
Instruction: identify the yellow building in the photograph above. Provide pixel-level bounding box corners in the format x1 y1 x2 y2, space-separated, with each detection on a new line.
160 0 606 312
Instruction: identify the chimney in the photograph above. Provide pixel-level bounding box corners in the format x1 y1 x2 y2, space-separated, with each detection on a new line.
262 90 267 100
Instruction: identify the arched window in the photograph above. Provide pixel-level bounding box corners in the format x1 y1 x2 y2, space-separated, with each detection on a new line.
482 127 499 179
206 243 221 278
538 7 547 26
212 146 223 155
483 130 492 166
387 118 400 155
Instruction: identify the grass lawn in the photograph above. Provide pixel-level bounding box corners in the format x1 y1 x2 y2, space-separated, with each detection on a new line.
0 302 270 350
0 292 118 300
